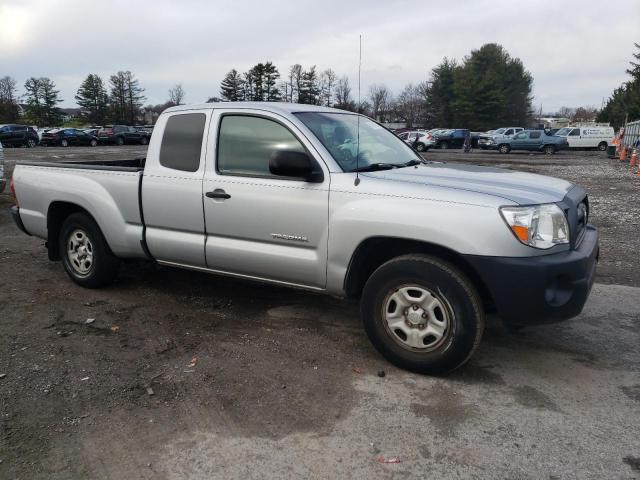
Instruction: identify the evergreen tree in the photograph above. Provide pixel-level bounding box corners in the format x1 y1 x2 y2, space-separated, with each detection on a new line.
0 76 19 123
298 66 320 104
262 62 281 101
24 77 62 126
425 58 457 127
109 71 145 124
75 74 109 125
598 43 640 128
220 69 245 101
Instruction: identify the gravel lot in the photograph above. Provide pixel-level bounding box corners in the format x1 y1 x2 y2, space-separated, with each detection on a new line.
0 146 639 479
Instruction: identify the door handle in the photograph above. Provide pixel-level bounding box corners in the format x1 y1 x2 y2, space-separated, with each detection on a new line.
206 189 231 200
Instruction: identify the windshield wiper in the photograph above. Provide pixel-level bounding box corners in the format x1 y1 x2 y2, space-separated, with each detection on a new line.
351 163 399 172
403 159 426 167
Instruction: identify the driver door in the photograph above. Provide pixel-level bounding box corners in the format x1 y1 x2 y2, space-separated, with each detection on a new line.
202 109 330 288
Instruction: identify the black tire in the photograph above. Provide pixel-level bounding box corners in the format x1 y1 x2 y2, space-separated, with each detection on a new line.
59 213 120 288
498 144 510 154
116 136 124 146
60 139 69 147
90 139 98 147
415 142 426 152
597 141 607 151
440 141 449 150
543 145 555 155
361 254 484 375
140 136 148 145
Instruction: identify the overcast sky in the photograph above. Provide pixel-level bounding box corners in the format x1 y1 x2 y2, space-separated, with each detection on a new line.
1 0 638 112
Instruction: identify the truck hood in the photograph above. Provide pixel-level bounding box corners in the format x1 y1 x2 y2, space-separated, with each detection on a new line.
364 162 573 205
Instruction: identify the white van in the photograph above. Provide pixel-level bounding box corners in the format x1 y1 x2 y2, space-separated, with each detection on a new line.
555 126 614 150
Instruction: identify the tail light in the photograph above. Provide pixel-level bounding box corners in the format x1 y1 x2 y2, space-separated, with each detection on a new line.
10 177 18 207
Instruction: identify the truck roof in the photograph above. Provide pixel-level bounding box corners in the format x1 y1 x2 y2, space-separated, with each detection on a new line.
164 102 354 115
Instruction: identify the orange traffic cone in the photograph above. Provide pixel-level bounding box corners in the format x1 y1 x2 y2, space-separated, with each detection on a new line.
620 146 627 162
631 149 638 168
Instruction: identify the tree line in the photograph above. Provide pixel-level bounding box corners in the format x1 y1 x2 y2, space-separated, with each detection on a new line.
0 72 188 126
597 43 640 129
1 43 538 129
216 43 535 130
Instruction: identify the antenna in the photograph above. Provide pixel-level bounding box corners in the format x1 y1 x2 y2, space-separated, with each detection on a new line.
355 34 362 186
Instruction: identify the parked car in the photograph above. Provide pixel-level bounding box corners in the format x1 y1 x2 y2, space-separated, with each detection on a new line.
0 124 39 148
492 129 569 154
554 126 614 151
397 130 431 151
0 140 4 193
97 125 151 145
478 127 524 149
40 128 98 147
9 102 599 375
433 129 470 149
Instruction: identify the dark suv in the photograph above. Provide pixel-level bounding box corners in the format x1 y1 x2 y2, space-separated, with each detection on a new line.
40 128 99 147
433 129 469 149
97 125 150 145
0 124 39 148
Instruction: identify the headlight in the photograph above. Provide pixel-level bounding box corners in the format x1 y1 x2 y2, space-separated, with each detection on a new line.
500 204 569 249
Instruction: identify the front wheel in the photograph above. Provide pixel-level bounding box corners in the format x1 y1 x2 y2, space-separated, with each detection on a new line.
543 145 555 155
60 213 120 288
415 142 426 152
498 144 510 154
26 138 37 148
361 254 484 375
116 137 124 146
60 139 69 147
440 141 449 150
140 136 148 145
90 139 98 147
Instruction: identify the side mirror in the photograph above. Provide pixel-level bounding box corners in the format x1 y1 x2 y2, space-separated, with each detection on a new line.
269 150 323 182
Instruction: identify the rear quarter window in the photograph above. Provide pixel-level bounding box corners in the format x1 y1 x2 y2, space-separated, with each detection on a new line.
159 113 206 172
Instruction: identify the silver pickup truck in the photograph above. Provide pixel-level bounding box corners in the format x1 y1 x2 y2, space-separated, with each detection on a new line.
9 102 599 374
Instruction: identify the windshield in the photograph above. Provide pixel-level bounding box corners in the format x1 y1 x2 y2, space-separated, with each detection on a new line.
555 128 570 136
295 112 420 172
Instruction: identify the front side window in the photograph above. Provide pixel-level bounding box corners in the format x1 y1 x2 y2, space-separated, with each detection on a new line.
217 115 306 177
514 132 527 140
505 129 514 136
159 113 206 172
569 129 580 136
295 112 420 172
530 131 542 139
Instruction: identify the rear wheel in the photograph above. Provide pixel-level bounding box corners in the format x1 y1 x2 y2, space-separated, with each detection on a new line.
440 141 449 150
415 142 426 152
59 213 120 288
116 137 124 146
543 145 555 155
140 136 148 145
498 144 510 154
60 139 69 147
26 138 37 148
90 139 98 147
361 254 484 375
597 141 607 151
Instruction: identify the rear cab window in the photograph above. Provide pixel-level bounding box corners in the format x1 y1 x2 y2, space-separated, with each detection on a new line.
159 113 206 172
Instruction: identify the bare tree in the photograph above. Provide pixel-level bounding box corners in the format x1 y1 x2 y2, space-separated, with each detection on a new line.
395 83 425 127
168 84 185 105
368 84 392 122
319 69 337 107
334 76 355 111
557 106 575 120
287 64 303 103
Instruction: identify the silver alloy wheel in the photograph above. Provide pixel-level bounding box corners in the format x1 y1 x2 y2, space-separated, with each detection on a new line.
499 144 509 154
382 285 452 351
61 139 68 147
67 229 94 276
27 138 36 148
90 139 97 147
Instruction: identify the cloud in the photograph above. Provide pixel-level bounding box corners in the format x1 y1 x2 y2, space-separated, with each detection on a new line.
0 0 638 111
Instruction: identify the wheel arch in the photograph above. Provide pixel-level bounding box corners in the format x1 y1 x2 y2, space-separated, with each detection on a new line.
343 236 495 311
47 202 104 261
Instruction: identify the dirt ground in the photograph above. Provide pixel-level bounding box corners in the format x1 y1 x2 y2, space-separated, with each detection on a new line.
0 146 639 479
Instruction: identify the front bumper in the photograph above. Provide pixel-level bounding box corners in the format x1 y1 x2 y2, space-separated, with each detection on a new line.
464 225 599 325
10 205 30 235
